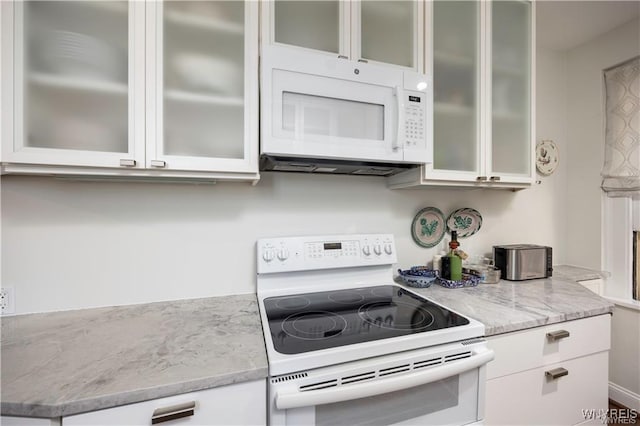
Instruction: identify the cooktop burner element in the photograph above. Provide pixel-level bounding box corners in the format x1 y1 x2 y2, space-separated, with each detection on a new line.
282 311 347 340
358 301 435 331
274 296 311 310
263 285 470 354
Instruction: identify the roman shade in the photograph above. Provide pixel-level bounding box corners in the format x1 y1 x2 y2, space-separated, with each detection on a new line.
602 56 640 197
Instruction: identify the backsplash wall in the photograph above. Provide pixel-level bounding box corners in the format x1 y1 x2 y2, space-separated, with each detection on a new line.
1 49 568 315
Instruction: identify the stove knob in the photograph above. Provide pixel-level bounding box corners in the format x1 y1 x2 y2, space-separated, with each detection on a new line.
277 249 289 261
384 244 393 255
373 245 382 256
262 249 275 263
362 245 371 256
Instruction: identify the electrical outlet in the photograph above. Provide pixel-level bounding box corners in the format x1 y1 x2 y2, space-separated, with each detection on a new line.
1 287 15 315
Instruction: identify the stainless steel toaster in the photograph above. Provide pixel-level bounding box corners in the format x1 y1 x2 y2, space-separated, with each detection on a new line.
493 245 553 281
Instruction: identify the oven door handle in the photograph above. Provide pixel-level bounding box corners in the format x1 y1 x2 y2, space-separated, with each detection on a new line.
275 348 494 410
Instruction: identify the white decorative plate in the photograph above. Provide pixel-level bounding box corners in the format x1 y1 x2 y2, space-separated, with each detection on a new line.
446 208 482 238
411 207 446 248
536 139 559 175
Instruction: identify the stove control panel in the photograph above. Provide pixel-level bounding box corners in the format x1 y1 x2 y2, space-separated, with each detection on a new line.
257 234 397 274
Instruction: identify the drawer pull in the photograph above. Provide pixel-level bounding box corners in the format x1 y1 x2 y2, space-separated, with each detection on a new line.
545 367 569 380
546 330 570 341
152 401 196 424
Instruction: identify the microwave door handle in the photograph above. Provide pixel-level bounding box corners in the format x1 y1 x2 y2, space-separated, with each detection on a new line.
394 85 405 152
275 348 494 410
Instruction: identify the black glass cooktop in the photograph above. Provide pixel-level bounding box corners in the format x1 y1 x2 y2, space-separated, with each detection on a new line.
263 285 470 355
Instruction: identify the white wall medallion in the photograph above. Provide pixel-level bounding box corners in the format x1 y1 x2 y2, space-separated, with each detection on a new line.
536 139 559 175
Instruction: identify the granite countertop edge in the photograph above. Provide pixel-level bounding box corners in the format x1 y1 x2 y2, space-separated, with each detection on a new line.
483 305 614 336
1 367 268 419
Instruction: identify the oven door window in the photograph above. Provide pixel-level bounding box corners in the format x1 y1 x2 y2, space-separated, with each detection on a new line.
278 370 479 426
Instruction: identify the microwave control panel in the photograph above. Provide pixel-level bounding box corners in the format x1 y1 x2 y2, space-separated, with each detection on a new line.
404 93 426 147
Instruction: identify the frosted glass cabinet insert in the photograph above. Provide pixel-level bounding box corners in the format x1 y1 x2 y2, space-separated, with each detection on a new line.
0 1 259 181
148 0 257 175
2 1 140 168
490 0 532 177
388 0 534 189
263 0 424 72
432 0 480 176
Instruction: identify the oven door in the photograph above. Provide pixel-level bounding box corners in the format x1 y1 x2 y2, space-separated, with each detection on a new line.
269 344 493 426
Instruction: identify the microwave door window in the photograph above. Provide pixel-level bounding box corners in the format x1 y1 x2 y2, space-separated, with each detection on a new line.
282 92 384 142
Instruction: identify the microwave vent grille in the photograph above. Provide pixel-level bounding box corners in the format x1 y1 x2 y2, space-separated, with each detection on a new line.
352 168 394 176
273 163 317 172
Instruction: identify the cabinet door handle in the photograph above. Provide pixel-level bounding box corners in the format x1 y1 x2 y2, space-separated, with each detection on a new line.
490 176 501 181
358 58 368 63
476 176 488 181
337 55 348 59
150 160 167 168
545 367 568 380
152 401 196 424
546 330 570 341
120 159 136 167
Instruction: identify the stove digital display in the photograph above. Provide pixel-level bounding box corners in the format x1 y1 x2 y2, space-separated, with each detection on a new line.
263 285 470 355
323 242 342 250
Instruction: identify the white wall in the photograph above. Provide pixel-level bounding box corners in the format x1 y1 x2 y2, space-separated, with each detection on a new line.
564 17 640 405
0 174 558 314
566 18 640 269
536 48 569 254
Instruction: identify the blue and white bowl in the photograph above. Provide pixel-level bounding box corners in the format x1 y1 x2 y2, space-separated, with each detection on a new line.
396 267 438 288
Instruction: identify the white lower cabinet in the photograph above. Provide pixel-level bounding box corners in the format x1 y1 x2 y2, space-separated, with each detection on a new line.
484 315 611 425
62 379 266 426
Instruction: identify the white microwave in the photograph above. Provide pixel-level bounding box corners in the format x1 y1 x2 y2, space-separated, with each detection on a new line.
260 45 433 176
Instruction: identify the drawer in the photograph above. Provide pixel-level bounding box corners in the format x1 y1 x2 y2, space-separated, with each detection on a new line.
485 351 609 425
486 315 610 380
63 380 266 426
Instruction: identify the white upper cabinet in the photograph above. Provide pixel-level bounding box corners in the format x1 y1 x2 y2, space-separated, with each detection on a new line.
489 0 533 181
353 0 423 70
431 0 482 180
0 0 259 182
147 0 258 176
272 1 346 56
262 0 424 72
388 0 534 189
1 1 144 169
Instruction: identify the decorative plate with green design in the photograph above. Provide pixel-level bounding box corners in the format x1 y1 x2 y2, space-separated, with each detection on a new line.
446 208 482 238
411 207 446 248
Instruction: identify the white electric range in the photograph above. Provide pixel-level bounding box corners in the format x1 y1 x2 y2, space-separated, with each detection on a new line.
257 234 494 426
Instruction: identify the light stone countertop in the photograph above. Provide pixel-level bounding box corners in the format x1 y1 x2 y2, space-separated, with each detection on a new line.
1 294 268 418
552 264 611 282
1 273 614 419
404 276 614 336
